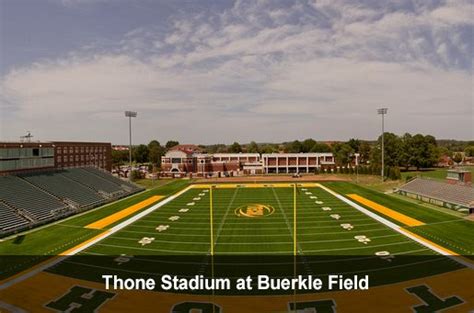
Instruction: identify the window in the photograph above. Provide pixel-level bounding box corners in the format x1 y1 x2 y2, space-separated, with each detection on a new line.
171 158 181 164
32 148 39 156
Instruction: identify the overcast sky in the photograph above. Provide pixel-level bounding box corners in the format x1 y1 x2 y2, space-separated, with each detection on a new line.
0 0 472 145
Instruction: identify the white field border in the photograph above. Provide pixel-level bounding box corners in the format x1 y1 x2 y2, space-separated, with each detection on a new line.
0 185 194 290
317 183 473 269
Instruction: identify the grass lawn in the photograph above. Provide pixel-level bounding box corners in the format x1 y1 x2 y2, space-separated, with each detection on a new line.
400 166 474 181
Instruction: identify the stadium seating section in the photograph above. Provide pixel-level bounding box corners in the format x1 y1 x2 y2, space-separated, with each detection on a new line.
0 167 144 236
399 178 474 208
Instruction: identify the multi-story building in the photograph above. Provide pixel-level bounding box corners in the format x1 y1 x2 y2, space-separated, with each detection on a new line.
53 141 112 171
261 153 334 174
0 141 112 175
161 145 334 177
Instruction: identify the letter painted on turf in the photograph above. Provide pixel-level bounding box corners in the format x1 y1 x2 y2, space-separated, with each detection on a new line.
406 285 463 313
46 286 115 313
289 300 336 313
171 302 221 313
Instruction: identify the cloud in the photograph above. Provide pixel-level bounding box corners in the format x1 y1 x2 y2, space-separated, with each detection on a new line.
1 0 472 143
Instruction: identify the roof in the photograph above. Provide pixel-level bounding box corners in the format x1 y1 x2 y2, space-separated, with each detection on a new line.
261 153 333 157
169 144 203 154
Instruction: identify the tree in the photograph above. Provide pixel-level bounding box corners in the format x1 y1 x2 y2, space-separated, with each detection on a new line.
133 144 149 163
206 144 227 153
333 143 354 166
302 138 317 153
260 144 279 153
310 142 332 153
410 134 439 169
285 140 302 153
464 145 474 157
148 140 164 167
111 149 128 166
347 138 361 152
229 142 242 153
388 167 401 180
370 132 402 167
358 141 371 164
165 140 179 149
247 141 260 153
399 133 414 170
452 152 463 164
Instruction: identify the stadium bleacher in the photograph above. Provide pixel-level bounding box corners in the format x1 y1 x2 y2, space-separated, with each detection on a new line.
83 167 141 193
0 202 29 232
398 178 474 209
21 171 106 208
60 168 126 195
0 167 144 236
0 176 69 221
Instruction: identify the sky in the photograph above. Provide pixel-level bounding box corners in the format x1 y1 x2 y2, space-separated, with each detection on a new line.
0 0 472 145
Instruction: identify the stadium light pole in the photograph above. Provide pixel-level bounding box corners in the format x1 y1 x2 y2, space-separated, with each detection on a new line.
377 108 388 182
125 111 137 180
354 153 360 184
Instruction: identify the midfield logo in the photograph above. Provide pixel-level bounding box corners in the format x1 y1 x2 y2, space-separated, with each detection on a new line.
235 204 275 218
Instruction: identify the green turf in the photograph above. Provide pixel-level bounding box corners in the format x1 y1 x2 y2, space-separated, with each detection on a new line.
43 184 464 293
324 182 474 255
81 186 434 256
2 181 471 284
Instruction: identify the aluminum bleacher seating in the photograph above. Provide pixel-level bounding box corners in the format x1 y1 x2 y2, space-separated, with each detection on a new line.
21 171 106 208
0 168 144 237
83 167 142 192
0 202 29 232
60 168 125 195
0 176 68 221
399 178 474 208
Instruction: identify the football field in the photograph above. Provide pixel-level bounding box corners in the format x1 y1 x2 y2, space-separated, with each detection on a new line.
42 182 467 292
80 184 436 256
1 182 472 312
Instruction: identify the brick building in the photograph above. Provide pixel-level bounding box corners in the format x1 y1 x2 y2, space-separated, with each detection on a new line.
0 141 112 175
161 145 335 177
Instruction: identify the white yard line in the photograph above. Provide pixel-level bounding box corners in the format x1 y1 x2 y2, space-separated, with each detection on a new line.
114 226 391 237
271 187 302 254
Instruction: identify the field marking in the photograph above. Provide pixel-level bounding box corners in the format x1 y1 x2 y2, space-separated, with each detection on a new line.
116 227 391 237
85 195 164 230
346 194 425 227
303 240 414 253
191 183 320 189
213 188 240 246
0 185 194 290
126 221 385 231
133 217 373 225
318 184 474 269
107 233 403 245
